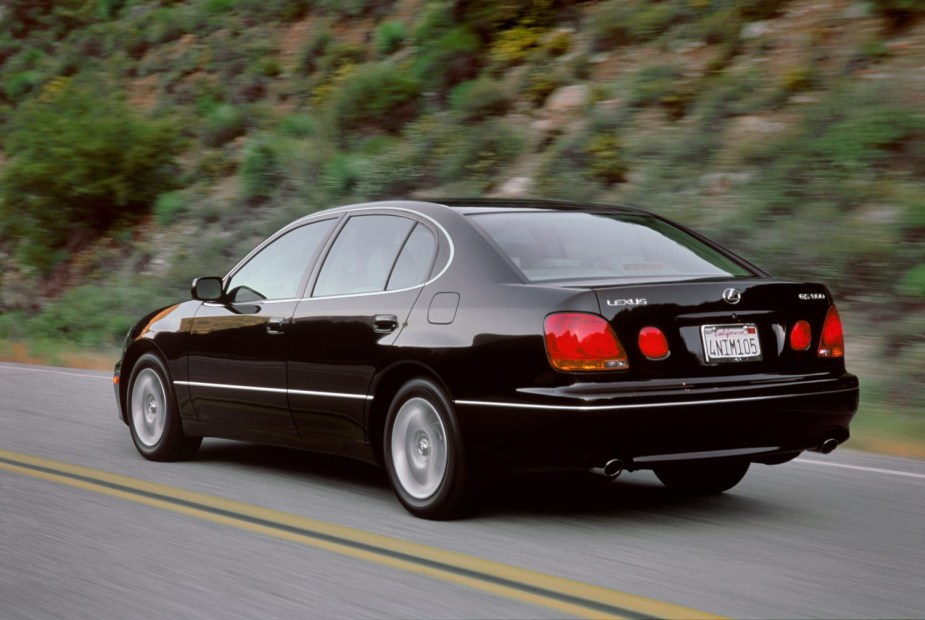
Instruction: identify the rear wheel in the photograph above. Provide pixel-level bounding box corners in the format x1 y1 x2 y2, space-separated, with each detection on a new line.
128 353 201 461
654 460 749 495
384 379 470 519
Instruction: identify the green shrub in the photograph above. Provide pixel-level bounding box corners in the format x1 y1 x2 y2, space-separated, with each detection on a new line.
236 0 310 21
523 69 560 106
583 135 627 184
326 62 422 135
27 283 174 348
237 133 328 203
435 118 525 186
240 136 283 201
489 26 546 68
899 265 925 298
3 70 43 100
814 106 925 173
412 24 482 97
154 191 187 226
448 77 512 120
200 103 246 147
629 64 684 107
314 0 394 18
0 75 184 274
375 20 407 57
297 29 334 75
204 0 237 16
456 0 559 38
322 152 367 197
591 0 682 51
277 113 317 138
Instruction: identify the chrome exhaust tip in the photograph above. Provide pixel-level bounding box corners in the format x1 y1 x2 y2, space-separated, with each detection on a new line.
591 459 623 478
819 438 839 454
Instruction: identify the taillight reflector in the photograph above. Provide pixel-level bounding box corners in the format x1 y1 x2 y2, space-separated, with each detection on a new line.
638 326 670 360
544 313 629 372
818 305 845 358
790 320 812 351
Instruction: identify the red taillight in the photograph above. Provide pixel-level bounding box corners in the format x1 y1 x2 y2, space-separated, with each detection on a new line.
818 305 845 358
638 326 670 360
790 320 812 351
544 313 629 372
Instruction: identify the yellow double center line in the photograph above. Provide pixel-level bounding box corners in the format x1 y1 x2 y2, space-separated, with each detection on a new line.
0 449 720 619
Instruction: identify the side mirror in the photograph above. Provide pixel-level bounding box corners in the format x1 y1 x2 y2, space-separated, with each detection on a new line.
191 276 224 302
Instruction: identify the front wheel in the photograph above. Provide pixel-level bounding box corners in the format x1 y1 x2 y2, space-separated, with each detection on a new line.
654 460 749 495
384 379 470 519
128 353 201 461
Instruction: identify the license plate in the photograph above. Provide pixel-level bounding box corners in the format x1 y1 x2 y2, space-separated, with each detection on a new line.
701 324 762 363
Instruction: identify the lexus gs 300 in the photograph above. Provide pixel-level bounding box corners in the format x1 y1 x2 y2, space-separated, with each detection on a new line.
114 199 859 519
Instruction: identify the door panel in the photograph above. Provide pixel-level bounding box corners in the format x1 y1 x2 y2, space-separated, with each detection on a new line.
288 214 437 449
186 219 336 445
188 300 299 445
287 290 422 447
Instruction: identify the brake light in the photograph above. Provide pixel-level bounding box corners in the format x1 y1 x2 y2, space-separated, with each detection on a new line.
790 320 812 351
818 305 845 358
638 326 670 360
544 313 629 371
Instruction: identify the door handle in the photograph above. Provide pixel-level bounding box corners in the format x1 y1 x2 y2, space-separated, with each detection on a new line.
373 314 399 333
266 317 288 334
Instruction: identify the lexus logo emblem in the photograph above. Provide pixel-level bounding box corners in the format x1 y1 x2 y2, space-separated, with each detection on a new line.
722 288 742 305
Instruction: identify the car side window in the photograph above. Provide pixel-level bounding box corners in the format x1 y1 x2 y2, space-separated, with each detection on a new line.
313 215 416 297
226 219 334 303
387 224 437 291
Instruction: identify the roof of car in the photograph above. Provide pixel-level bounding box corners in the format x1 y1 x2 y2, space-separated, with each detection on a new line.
429 198 652 216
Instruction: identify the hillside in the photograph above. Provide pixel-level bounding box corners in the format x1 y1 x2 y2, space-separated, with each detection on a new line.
0 0 923 453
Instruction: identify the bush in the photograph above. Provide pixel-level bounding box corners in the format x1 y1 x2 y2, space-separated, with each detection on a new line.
0 75 184 273
412 23 482 97
629 64 685 107
375 20 407 57
154 191 187 227
583 135 627 184
3 70 43 100
326 62 422 135
448 77 512 120
238 134 328 203
200 102 247 147
899 265 925 298
314 0 394 18
590 0 682 51
236 0 310 21
489 26 546 68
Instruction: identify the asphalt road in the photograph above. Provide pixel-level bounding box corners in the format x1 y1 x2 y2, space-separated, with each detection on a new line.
1 362 923 619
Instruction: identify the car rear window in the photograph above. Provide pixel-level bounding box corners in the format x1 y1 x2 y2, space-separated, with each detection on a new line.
470 211 753 282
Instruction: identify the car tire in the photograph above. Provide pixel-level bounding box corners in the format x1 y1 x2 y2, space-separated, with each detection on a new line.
384 379 470 520
128 353 201 461
654 459 749 495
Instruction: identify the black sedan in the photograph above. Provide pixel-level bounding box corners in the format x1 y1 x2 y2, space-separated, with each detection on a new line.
114 199 859 519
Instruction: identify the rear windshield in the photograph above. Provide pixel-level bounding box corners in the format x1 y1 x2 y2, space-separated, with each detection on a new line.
470 211 753 282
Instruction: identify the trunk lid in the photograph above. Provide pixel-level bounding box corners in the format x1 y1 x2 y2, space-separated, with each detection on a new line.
590 278 834 378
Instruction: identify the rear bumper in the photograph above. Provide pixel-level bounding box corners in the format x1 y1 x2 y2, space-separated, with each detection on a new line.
454 372 859 472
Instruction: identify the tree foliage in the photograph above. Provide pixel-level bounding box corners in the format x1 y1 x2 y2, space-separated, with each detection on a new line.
0 75 184 273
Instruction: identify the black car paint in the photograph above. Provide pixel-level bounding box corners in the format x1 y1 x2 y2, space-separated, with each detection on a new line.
115 199 858 475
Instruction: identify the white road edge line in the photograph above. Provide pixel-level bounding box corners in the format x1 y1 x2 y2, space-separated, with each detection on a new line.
0 364 110 381
796 458 925 480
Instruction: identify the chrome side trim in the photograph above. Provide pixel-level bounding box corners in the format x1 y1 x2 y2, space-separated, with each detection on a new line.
175 381 372 401
454 387 857 412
